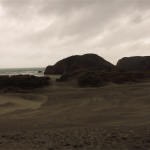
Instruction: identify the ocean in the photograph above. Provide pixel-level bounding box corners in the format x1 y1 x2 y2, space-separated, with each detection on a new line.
0 68 45 76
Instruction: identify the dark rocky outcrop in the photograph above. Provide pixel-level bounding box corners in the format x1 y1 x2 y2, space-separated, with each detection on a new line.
44 54 116 75
116 56 150 71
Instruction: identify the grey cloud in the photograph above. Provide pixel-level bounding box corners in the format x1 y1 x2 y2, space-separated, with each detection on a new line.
37 0 108 17
1 0 150 68
97 18 150 49
130 15 143 24
18 0 150 42
1 0 36 20
1 0 31 8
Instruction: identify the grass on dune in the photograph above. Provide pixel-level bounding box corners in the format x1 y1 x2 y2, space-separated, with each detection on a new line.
56 68 150 87
0 75 51 92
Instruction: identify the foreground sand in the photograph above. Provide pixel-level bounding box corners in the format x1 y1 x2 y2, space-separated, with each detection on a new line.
1 76 150 149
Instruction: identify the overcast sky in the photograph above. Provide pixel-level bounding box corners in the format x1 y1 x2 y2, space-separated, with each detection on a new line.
0 0 150 68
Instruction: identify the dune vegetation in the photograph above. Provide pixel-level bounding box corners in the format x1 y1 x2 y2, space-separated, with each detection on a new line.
0 75 50 93
56 68 150 87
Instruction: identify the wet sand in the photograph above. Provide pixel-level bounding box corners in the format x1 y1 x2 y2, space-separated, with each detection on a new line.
1 76 150 149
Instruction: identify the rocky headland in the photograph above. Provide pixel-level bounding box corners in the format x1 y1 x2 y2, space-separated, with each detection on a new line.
116 56 150 71
44 53 116 75
44 53 150 87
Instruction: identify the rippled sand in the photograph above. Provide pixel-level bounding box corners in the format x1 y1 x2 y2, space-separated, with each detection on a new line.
0 94 47 115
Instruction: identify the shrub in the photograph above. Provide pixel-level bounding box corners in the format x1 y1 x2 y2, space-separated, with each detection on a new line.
139 73 147 79
0 75 50 91
130 74 138 82
123 72 134 78
128 72 146 79
102 76 112 82
112 75 130 84
56 74 69 82
99 71 106 77
77 73 102 87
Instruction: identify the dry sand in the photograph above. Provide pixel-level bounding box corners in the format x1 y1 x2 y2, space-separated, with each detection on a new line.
0 94 47 115
1 76 150 149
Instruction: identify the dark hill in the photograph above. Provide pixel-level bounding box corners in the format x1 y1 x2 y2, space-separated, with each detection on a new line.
116 56 150 71
44 53 116 75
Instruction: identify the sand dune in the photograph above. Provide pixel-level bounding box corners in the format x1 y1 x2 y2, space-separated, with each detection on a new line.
1 78 150 149
0 93 47 115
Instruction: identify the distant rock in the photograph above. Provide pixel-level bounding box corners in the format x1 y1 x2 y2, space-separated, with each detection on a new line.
116 56 150 71
44 53 116 75
38 71 42 73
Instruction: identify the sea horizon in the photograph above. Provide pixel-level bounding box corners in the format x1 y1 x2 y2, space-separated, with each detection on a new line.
0 67 45 76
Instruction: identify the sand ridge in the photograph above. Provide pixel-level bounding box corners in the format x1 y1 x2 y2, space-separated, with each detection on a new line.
0 93 48 116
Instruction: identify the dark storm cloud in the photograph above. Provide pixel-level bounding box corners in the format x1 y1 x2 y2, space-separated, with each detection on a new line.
0 0 150 68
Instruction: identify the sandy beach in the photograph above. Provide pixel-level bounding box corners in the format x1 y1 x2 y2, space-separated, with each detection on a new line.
1 76 150 149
